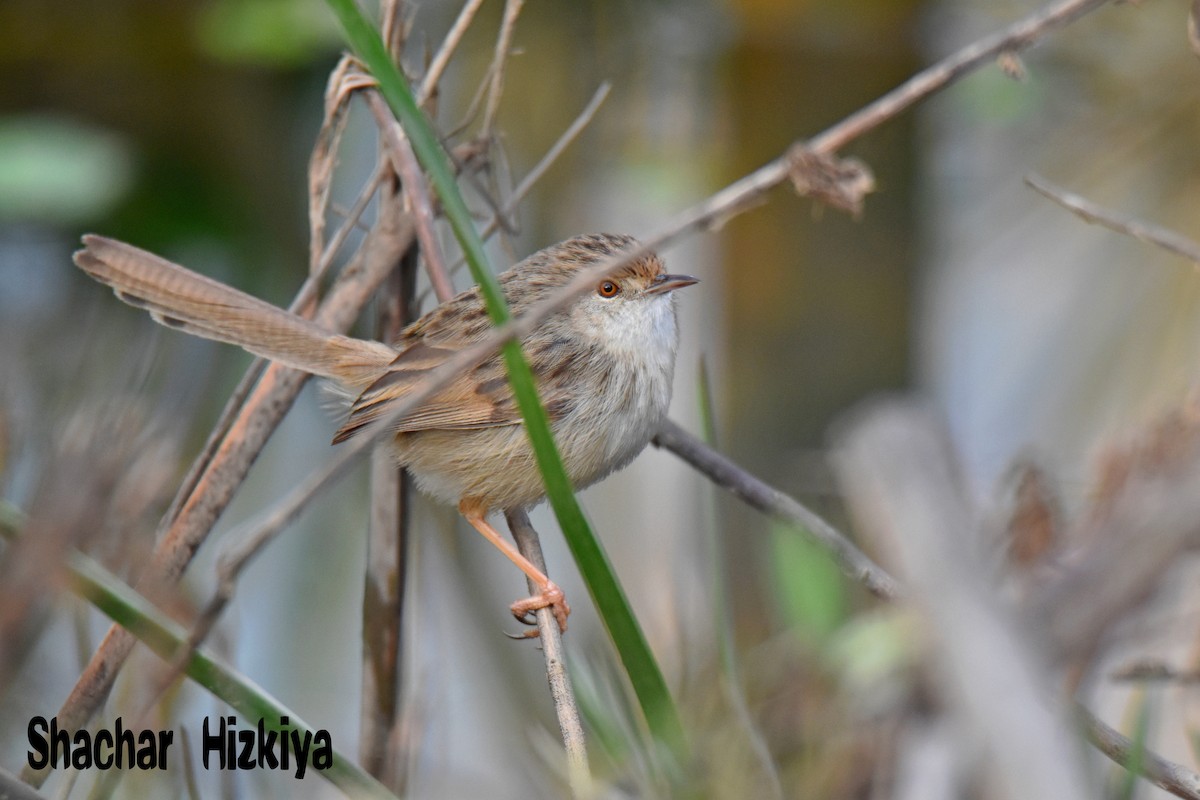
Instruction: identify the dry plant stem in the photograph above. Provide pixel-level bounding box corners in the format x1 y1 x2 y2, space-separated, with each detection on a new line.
311 55 379 272
1081 705 1200 799
360 446 407 786
310 56 354 270
1025 174 1200 264
417 0 486 107
365 90 457 302
834 401 1090 800
653 418 899 600
321 162 389 274
505 509 589 793
483 82 610 240
28 220 416 787
480 0 524 139
359 232 416 790
158 360 266 528
428 82 611 300
380 0 407 57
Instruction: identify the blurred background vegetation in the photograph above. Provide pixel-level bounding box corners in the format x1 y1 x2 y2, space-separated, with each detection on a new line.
2 0 1199 797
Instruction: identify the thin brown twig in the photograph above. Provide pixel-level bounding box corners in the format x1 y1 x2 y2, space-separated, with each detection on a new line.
488 82 610 239
358 175 416 791
1080 706 1200 799
366 90 457 302
505 509 589 795
417 0 487 107
311 56 372 274
447 62 494 141
1025 174 1200 264
426 82 611 300
156 359 267 530
360 444 408 786
443 0 526 232
380 0 409 58
1110 661 1200 683
321 161 389 275
480 0 524 140
653 418 900 600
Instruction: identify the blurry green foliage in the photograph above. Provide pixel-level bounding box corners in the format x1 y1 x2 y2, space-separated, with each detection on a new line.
196 0 342 66
956 65 1047 123
768 521 848 642
825 607 918 697
0 115 133 224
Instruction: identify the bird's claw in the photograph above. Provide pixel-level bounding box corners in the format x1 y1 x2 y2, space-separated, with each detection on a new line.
508 581 570 636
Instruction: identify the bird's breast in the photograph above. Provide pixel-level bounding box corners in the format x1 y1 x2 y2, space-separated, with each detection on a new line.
555 302 679 488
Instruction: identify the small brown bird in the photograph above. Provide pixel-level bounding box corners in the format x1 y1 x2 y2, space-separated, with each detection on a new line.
73 233 697 632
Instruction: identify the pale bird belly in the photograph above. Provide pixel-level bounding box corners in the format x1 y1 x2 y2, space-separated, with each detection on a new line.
395 426 545 511
393 360 672 512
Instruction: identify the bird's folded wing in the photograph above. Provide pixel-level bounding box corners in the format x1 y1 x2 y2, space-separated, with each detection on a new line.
332 339 525 442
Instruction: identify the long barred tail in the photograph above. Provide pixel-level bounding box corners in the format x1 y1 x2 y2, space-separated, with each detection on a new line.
73 235 396 389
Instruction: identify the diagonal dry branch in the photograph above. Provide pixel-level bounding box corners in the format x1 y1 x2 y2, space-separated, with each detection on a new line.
480 0 525 140
1082 707 1200 799
365 89 457 302
358 163 418 791
417 0 487 107
653 419 899 600
1026 174 1200 265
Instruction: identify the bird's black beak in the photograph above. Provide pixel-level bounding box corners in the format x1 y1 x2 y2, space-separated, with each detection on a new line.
646 273 700 295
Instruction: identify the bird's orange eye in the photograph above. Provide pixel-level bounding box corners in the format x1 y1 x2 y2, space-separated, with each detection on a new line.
597 280 620 298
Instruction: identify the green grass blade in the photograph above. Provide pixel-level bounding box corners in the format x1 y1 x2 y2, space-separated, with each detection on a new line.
323 0 686 756
696 360 784 797
0 502 397 800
